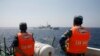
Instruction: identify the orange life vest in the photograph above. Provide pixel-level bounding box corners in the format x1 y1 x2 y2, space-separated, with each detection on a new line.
66 26 90 54
15 32 35 56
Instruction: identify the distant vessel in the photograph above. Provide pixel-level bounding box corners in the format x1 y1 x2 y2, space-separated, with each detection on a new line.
38 23 52 29
38 23 59 30
38 24 52 29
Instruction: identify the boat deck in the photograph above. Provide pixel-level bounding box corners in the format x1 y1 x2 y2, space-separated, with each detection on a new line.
85 47 100 56
0 47 100 56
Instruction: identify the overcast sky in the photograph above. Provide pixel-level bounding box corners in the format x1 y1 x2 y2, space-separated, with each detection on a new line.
0 0 100 27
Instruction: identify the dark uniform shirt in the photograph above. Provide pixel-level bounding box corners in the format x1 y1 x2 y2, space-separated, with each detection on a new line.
12 36 19 47
59 30 72 52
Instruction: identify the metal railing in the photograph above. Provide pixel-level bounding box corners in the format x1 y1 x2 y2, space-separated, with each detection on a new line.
0 37 14 56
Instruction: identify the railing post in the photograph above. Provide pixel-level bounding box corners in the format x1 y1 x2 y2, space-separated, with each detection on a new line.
4 37 7 56
0 42 1 55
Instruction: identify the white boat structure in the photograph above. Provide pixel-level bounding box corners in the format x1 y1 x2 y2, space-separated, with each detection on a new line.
35 43 100 56
0 37 100 56
0 42 100 56
0 42 55 56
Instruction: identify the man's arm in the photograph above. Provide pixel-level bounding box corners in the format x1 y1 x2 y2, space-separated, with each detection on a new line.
12 36 18 47
12 36 27 56
59 30 72 52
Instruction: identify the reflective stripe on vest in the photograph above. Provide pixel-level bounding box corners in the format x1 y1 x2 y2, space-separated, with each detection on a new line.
66 27 90 53
15 32 34 56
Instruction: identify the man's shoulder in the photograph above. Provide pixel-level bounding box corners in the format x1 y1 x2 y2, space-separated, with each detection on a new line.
27 32 33 35
13 34 18 41
65 29 72 36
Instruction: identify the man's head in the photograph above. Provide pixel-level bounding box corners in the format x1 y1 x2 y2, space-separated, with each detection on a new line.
19 22 27 32
73 15 83 26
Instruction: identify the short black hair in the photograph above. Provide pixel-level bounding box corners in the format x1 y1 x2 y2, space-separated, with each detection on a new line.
74 15 83 26
19 22 27 31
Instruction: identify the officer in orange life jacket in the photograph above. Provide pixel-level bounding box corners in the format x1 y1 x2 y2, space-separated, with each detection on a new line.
59 15 90 56
12 22 35 56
